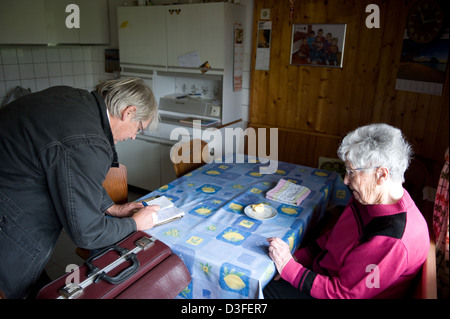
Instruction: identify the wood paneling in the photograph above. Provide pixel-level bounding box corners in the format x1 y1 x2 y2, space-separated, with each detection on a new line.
249 0 449 169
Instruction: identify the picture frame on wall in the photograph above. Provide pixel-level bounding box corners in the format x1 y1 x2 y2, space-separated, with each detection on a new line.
395 0 449 96
290 24 347 68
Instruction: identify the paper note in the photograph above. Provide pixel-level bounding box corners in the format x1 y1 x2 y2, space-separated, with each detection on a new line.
178 51 201 68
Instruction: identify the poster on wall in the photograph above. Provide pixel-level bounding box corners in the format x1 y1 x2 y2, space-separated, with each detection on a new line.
395 0 449 96
290 24 347 68
255 21 272 71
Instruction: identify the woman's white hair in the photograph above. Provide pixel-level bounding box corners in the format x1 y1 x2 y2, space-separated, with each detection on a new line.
337 123 413 183
96 77 159 130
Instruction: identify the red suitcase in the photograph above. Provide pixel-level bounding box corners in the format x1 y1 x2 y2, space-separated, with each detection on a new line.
37 231 191 299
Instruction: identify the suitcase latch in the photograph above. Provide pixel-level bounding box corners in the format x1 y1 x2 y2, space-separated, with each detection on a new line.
135 236 155 250
59 283 84 299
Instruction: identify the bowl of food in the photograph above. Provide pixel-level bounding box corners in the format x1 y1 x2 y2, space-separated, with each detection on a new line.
244 203 277 220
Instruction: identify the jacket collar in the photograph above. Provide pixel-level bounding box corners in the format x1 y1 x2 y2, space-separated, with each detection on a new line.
91 91 119 168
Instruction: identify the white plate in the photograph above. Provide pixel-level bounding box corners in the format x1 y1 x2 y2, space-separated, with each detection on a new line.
244 204 278 220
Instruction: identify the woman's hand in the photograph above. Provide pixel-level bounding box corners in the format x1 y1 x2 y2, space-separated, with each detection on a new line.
267 237 294 276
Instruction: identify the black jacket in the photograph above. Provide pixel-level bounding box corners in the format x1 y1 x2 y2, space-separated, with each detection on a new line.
0 86 136 298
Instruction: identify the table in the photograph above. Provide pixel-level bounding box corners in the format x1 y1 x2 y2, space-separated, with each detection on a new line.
141 156 350 299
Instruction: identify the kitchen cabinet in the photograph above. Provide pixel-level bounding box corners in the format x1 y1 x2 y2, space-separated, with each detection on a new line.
119 2 245 124
165 4 225 70
115 135 176 191
44 0 79 44
117 6 167 67
0 0 109 45
78 0 110 44
0 0 48 44
116 2 245 188
45 0 110 45
118 3 243 71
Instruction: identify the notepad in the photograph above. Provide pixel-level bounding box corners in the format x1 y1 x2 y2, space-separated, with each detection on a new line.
266 179 311 206
142 196 185 226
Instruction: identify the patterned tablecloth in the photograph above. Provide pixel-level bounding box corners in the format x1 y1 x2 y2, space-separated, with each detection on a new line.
141 156 350 299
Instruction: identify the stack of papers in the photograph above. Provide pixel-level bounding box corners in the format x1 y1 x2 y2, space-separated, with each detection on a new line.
142 196 185 226
266 179 311 206
179 117 220 127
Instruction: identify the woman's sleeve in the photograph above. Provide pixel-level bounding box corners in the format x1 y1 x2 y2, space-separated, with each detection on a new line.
282 236 409 299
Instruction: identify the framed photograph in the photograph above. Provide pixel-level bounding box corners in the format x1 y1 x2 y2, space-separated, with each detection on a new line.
395 0 449 96
290 24 347 68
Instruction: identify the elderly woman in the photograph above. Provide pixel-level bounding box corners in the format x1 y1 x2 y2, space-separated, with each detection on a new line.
265 123 430 299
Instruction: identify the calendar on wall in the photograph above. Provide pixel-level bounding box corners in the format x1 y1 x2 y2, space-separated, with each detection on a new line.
233 23 244 91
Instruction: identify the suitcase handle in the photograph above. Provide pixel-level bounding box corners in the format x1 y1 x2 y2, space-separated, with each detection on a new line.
86 245 140 285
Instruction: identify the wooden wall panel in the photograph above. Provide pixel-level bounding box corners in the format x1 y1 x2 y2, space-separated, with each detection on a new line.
249 0 449 170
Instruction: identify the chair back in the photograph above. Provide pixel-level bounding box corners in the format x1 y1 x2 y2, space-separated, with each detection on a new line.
413 235 437 299
102 164 128 204
171 139 209 178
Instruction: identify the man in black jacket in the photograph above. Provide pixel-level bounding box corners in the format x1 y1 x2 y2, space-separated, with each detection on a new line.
0 77 160 298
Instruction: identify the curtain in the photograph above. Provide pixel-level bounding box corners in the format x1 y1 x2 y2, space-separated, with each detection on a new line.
433 147 449 299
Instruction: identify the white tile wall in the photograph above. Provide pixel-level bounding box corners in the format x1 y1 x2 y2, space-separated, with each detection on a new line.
0 46 117 106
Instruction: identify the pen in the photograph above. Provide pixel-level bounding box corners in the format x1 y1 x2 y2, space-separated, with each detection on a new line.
142 201 148 206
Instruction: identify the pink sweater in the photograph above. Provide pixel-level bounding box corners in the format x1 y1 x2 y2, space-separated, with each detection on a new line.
281 189 429 299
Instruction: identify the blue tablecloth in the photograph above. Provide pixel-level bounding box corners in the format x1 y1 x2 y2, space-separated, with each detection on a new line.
141 157 350 299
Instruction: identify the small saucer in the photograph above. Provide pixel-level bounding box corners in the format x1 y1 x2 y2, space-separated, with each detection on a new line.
244 204 277 220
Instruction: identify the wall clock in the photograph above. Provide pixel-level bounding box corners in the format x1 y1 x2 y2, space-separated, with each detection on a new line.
407 0 444 44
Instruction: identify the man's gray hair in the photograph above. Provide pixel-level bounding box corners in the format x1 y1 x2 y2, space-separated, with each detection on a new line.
96 77 159 130
337 123 413 183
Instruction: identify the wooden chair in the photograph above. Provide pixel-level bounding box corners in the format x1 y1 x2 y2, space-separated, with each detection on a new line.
101 164 128 205
76 164 128 260
171 139 210 178
412 234 437 299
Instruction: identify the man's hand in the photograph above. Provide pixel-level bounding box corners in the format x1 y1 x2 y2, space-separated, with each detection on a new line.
106 202 160 230
131 205 160 230
106 202 143 217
